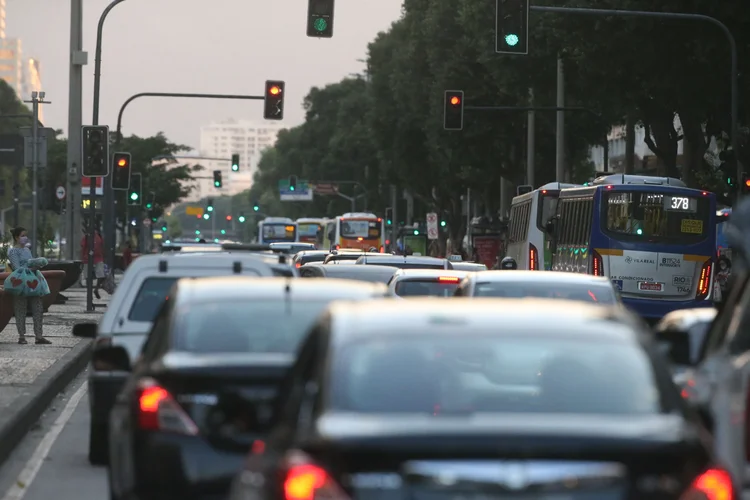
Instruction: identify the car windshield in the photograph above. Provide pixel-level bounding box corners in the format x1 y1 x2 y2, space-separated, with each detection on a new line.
174 299 332 354
128 278 179 322
473 281 617 304
395 279 460 297
330 335 664 415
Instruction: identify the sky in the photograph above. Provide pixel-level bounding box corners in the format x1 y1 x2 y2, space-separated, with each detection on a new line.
6 0 403 150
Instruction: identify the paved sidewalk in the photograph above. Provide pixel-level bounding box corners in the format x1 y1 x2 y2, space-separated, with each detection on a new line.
0 284 112 465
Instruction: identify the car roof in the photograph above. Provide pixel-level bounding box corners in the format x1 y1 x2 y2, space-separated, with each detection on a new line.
656 307 717 331
325 298 639 342
125 251 281 268
470 270 614 286
303 263 399 274
391 269 469 280
173 277 387 304
360 255 446 263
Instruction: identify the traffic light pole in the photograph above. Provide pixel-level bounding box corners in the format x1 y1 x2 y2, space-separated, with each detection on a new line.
529 5 739 189
308 180 368 211
104 92 265 271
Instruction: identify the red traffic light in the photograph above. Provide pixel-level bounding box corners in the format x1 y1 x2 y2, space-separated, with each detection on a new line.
450 96 461 106
269 86 281 96
226 215 232 221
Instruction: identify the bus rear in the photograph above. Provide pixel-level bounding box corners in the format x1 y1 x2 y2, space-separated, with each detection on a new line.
296 218 326 247
595 185 716 319
335 213 384 251
258 218 297 244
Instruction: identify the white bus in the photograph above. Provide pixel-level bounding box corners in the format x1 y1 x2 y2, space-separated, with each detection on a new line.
295 218 328 248
257 217 298 244
506 183 579 270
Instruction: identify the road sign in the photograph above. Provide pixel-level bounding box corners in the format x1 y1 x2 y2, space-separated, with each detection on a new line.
23 135 48 168
143 219 151 227
278 179 313 201
55 185 66 200
426 212 439 240
311 182 339 195
185 205 204 216
81 176 103 196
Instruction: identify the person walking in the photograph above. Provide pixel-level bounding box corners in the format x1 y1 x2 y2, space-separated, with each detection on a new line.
80 226 105 298
4 227 51 344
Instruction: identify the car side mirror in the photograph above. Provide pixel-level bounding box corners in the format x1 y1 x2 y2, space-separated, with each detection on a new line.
72 322 97 338
655 329 694 366
92 345 131 372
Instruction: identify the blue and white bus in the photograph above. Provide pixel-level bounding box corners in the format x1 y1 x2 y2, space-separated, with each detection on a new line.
549 174 717 320
257 217 298 244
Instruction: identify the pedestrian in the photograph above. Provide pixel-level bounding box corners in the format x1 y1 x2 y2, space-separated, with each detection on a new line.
4 227 51 344
80 226 106 298
122 241 133 270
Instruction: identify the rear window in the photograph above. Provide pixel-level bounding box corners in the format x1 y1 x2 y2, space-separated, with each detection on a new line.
330 335 665 415
128 278 178 322
395 279 460 297
174 299 332 354
473 281 617 304
362 260 448 270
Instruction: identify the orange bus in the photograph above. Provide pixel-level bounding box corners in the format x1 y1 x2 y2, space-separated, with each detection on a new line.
323 213 385 251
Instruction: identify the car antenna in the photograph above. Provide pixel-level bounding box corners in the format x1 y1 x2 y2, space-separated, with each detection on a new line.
285 281 292 314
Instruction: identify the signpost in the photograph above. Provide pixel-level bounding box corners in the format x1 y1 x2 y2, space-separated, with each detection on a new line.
279 179 313 201
426 212 439 240
55 185 66 200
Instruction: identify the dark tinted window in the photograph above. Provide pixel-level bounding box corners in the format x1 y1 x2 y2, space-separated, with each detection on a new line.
395 279 460 297
362 259 447 270
128 278 178 322
174 299 333 354
331 336 663 415
473 281 617 304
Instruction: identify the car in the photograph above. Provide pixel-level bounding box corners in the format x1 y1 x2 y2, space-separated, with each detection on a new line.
323 250 382 265
450 261 488 272
299 263 398 284
455 270 621 305
229 298 729 500
292 250 329 269
105 277 388 500
269 242 316 254
355 254 453 269
654 308 716 372
72 252 285 465
386 269 470 297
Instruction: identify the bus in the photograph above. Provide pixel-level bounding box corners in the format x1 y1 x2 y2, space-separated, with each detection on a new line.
549 174 717 320
507 182 580 270
323 213 385 251
295 218 328 248
257 217 298 244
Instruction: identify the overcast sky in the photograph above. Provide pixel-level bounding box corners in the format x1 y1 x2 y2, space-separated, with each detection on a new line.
6 0 402 150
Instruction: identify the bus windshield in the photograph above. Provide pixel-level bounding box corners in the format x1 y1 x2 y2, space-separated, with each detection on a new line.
602 191 710 244
262 223 296 242
340 219 381 240
537 191 559 230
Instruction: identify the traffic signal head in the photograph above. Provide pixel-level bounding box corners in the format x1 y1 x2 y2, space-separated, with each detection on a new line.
111 152 131 190
207 198 214 212
444 90 464 130
289 175 297 192
440 220 447 227
226 215 232 221
82 125 110 177
264 80 285 120
213 170 222 188
231 154 240 172
238 213 246 223
307 0 334 38
162 223 167 231
252 201 260 212
496 0 529 54
385 207 393 226
127 173 142 206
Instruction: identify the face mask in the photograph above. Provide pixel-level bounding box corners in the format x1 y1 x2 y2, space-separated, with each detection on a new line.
18 236 28 245
720 264 727 270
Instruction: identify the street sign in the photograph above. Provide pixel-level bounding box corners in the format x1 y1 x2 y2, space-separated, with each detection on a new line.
185 205 204 216
278 179 313 201
143 219 152 227
55 185 66 200
23 134 49 168
426 212 439 240
81 176 103 196
311 183 339 195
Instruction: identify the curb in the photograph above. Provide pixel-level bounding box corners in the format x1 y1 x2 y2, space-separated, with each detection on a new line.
0 339 92 466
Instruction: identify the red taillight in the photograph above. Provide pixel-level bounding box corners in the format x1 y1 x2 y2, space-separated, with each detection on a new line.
295 262 301 268
683 468 734 500
282 453 349 500
136 378 199 435
438 276 460 283
696 260 712 300
591 250 604 276
529 243 539 270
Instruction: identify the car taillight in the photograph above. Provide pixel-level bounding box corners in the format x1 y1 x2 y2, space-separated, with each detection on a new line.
379 246 384 253
591 250 604 276
529 244 539 270
681 468 734 500
136 378 199 435
696 260 712 300
295 262 301 268
282 452 349 500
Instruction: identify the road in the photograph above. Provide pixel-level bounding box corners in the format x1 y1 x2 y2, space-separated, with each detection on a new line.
0 372 106 500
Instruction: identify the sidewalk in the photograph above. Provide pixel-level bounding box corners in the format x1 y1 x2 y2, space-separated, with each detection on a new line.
0 284 110 465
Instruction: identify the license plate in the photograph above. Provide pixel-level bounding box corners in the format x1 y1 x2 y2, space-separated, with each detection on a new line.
638 282 663 291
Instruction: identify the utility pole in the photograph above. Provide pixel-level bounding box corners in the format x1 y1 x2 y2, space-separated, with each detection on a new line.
67 0 86 260
555 57 565 182
24 92 50 253
526 88 535 186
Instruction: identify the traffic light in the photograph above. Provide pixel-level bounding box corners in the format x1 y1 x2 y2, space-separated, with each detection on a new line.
213 170 222 188
127 173 142 206
252 201 260 212
226 215 232 221
238 213 246 223
264 81 285 120
207 198 214 212
444 91 464 130
385 207 393 226
111 152 131 190
307 0 334 38
289 175 297 192
161 221 167 232
145 192 155 210
496 0 529 55
742 173 750 193
440 220 447 227
81 125 110 177
231 154 240 172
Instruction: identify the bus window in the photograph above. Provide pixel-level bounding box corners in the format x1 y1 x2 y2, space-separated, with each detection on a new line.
537 193 559 230
341 220 382 241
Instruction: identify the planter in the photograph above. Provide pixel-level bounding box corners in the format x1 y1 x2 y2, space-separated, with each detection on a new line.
0 290 14 333
46 260 82 291
0 270 66 313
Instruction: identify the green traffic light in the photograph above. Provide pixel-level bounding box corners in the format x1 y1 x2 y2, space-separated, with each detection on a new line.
289 185 295 191
238 216 246 223
214 181 220 187
203 213 210 220
195 230 200 235
313 18 327 32
161 226 167 231
130 192 138 201
253 206 259 212
440 220 446 227
413 230 419 235
221 229 226 235
207 206 213 212
232 165 238 172
146 203 152 209
505 34 519 46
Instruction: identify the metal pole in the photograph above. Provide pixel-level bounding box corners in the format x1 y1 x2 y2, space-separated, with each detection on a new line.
92 0 125 126
466 188 471 252
30 94 39 253
86 197 95 312
390 185 398 254
12 168 18 227
555 57 565 182
67 0 85 260
526 88 535 186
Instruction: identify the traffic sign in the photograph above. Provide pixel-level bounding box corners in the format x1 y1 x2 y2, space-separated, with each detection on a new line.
426 212 439 240
185 205 204 216
142 219 152 227
278 179 313 201
55 185 66 200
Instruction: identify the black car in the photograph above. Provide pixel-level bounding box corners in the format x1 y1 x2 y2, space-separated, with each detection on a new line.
292 250 329 269
229 298 732 500
105 277 387 500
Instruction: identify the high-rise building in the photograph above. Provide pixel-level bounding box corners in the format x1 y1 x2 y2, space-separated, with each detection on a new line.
0 0 6 39
197 119 281 199
0 37 23 98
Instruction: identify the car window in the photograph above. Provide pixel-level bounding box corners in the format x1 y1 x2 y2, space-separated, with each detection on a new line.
395 279 460 297
330 335 666 416
128 278 179 322
173 299 333 354
473 281 616 304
